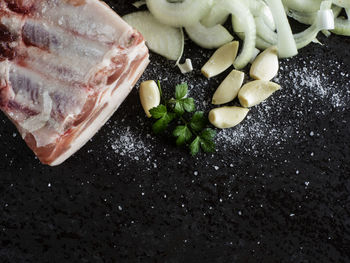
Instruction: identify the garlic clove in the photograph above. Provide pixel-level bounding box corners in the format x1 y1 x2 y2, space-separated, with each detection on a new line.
238 80 281 108
201 41 239 79
212 70 245 105
139 80 161 118
250 46 279 81
209 106 249 129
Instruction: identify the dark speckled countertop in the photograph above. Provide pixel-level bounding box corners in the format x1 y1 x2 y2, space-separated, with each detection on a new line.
1 1 350 262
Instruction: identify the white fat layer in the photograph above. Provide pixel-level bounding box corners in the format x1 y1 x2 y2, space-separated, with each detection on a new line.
23 18 109 61
8 64 89 133
20 91 53 135
0 60 10 88
50 50 149 166
35 0 132 45
25 47 94 84
0 15 24 35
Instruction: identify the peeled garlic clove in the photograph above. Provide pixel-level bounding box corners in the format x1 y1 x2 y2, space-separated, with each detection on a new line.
209 106 249 129
238 80 281 108
212 70 245 105
250 46 279 81
201 41 239 79
139 80 160 118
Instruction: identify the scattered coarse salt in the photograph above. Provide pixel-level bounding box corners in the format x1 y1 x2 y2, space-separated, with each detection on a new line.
102 51 349 172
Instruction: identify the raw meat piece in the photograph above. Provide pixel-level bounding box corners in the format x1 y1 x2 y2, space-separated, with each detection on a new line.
0 0 149 165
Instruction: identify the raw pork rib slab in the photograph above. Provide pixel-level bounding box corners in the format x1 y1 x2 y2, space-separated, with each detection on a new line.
0 0 149 165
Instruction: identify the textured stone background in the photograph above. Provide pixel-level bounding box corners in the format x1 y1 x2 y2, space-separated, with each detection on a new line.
0 1 349 262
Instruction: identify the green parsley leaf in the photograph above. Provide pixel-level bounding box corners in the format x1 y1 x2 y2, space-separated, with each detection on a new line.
152 112 175 134
174 101 185 115
173 125 192 146
152 118 168 134
190 111 206 132
200 128 217 141
175 83 188 100
182 98 195 113
200 138 216 153
190 136 201 156
199 128 217 153
149 104 167 119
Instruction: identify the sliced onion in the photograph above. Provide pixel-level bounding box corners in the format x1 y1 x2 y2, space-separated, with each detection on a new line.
255 16 277 44
146 0 214 27
201 5 229 27
255 36 273 50
332 0 350 8
249 48 261 63
175 28 185 65
332 7 350 36
317 9 334 30
123 11 184 60
185 22 233 49
287 5 342 25
266 0 298 58
322 29 332 37
133 1 146 8
177 58 193 74
287 9 318 25
256 1 334 50
210 0 256 69
332 17 350 36
261 4 276 31
282 0 322 13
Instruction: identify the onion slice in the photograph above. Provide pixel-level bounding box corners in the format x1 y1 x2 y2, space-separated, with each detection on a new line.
282 0 322 13
146 0 214 27
201 5 229 27
287 5 342 25
256 1 335 50
332 0 350 8
177 59 193 74
210 0 256 69
133 1 146 8
332 8 350 36
266 0 298 58
332 16 350 36
185 22 233 49
123 11 184 60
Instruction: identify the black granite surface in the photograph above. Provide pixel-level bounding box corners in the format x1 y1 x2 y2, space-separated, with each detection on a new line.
1 1 350 262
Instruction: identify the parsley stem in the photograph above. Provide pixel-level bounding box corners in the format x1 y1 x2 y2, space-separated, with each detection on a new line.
180 116 188 125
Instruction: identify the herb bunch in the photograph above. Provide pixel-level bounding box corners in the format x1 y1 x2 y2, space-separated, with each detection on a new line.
149 81 216 156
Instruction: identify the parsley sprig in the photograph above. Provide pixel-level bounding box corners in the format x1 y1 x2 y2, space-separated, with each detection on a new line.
149 82 216 156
